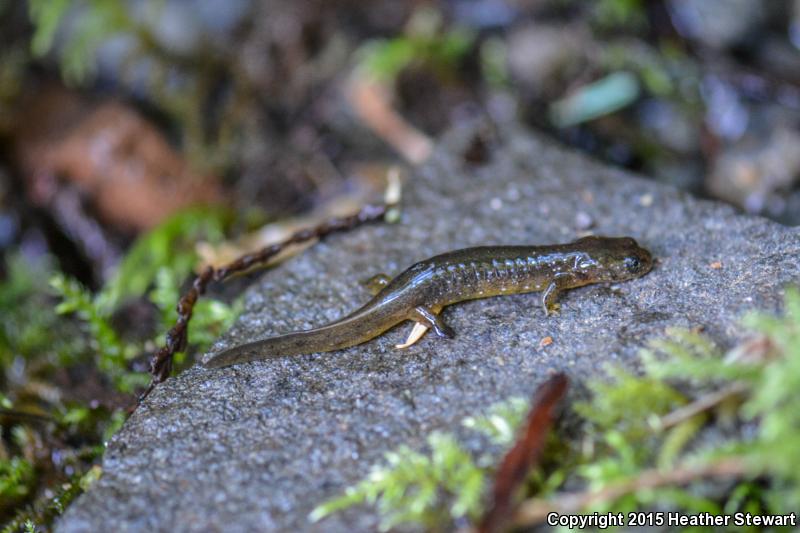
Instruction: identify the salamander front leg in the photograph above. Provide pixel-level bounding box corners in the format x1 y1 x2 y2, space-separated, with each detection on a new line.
542 273 571 316
395 306 454 349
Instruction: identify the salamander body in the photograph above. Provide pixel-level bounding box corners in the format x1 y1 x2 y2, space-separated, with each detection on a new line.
204 236 652 368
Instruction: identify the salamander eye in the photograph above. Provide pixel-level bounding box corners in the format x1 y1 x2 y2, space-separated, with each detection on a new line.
624 256 641 273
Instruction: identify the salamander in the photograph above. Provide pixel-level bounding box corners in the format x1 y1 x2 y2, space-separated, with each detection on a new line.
204 236 652 368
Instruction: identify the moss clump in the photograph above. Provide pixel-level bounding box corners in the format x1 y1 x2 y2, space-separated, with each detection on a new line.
310 398 529 531
1 208 237 529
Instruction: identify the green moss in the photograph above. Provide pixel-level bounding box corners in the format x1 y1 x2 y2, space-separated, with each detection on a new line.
575 365 688 440
149 266 241 350
1 207 237 527
462 396 529 446
28 0 130 85
356 5 474 84
0 457 34 504
741 289 800 510
49 207 235 392
1 466 102 533
0 255 87 371
25 0 254 171
310 432 485 531
98 207 229 313
310 397 536 530
591 0 648 31
50 273 142 392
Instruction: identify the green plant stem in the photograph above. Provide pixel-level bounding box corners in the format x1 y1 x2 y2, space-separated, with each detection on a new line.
656 382 749 430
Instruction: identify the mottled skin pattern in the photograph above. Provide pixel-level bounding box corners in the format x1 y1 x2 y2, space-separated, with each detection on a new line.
204 236 652 368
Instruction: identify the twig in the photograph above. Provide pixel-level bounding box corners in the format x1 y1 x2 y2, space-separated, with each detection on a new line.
513 456 752 527
33 181 120 281
347 76 433 165
0 408 54 423
477 373 569 533
138 203 391 404
657 382 749 430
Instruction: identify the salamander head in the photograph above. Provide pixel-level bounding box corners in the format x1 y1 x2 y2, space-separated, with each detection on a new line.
575 236 653 282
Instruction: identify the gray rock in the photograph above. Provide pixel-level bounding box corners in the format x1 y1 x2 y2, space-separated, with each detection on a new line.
57 125 800 533
667 0 768 49
707 121 800 222
507 23 591 96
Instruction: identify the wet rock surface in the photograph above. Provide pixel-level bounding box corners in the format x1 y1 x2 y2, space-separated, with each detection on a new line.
58 125 800 532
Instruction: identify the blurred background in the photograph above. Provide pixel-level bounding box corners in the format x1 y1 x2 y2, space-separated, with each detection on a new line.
1 0 800 528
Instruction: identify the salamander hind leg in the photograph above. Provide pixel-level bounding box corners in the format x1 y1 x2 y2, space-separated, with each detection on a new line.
395 322 430 349
395 306 454 349
361 273 391 295
412 306 454 338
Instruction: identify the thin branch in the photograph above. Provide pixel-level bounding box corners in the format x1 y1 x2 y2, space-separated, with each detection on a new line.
513 456 752 527
347 76 433 165
0 408 54 423
137 203 391 404
657 382 749 430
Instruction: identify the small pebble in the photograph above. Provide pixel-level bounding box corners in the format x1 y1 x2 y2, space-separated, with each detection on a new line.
539 336 553 348
639 193 654 207
384 207 402 224
463 133 490 165
709 261 723 269
574 211 594 230
506 186 520 202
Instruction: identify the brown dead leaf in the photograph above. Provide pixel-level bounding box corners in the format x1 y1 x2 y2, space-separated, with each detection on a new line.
14 85 222 232
478 373 569 533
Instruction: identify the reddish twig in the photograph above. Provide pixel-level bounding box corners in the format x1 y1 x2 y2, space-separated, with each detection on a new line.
0 408 54 423
477 373 569 533
137 203 390 404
